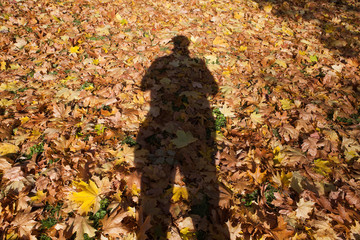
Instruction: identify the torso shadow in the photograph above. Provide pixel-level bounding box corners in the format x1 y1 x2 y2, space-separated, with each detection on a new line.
135 36 230 240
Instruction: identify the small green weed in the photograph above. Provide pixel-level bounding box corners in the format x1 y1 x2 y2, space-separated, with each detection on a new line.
25 142 44 159
213 108 226 131
89 198 110 229
122 135 137 146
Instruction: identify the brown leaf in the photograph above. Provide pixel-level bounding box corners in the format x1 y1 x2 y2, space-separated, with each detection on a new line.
72 215 96 240
271 216 294 240
101 209 130 237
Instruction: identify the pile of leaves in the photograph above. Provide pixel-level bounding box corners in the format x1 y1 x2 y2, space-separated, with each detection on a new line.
0 0 360 239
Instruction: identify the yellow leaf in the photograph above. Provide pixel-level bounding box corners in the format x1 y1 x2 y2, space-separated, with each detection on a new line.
30 190 46 202
96 25 111 36
273 146 286 164
0 61 6 70
69 180 100 214
275 59 287 68
172 185 189 202
239 45 247 51
0 81 18 91
84 85 94 91
20 116 30 124
282 26 294 36
120 19 128 25
115 13 122 21
280 99 293 110
92 59 99 65
0 143 19 156
131 183 140 196
264 4 272 13
180 227 196 240
298 50 306 55
215 130 225 142
272 171 292 188
70 46 80 54
313 159 332 176
234 12 244 19
10 63 20 70
213 36 229 47
52 15 61 22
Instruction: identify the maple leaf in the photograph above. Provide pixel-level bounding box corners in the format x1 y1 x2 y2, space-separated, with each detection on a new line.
279 124 299 142
250 112 263 124
68 180 101 214
70 46 80 54
295 198 315 220
101 209 129 238
171 185 189 202
72 215 96 240
171 130 197 148
220 104 236 118
247 165 267 185
52 103 71 119
341 137 360 161
271 216 294 239
310 219 340 239
113 144 135 166
11 207 40 239
301 137 318 157
313 159 332 176
272 171 292 188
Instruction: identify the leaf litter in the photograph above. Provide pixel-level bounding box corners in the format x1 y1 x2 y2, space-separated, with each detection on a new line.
0 0 360 239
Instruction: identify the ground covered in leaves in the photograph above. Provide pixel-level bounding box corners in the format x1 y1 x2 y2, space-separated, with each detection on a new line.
1 0 360 239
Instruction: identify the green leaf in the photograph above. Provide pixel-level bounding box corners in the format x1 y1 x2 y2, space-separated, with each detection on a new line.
310 55 318 62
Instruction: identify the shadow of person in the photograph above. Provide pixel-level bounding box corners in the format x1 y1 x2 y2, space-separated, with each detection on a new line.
135 35 230 239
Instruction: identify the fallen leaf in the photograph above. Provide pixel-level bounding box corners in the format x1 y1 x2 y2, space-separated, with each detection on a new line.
68 180 101 214
295 198 315 220
171 130 197 148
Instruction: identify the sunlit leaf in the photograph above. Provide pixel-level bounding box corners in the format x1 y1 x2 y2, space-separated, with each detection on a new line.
68 180 100 214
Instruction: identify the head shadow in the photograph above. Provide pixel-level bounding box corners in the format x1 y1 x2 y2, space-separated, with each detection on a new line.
135 35 230 239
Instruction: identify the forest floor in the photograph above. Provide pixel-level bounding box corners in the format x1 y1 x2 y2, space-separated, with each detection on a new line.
1 0 360 239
